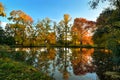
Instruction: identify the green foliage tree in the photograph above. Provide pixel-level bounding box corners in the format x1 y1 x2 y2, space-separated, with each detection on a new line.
35 18 52 45
55 21 65 44
89 0 120 10
56 14 71 45
0 25 15 45
92 8 113 47
0 26 5 44
92 6 120 71
0 3 14 45
0 3 6 44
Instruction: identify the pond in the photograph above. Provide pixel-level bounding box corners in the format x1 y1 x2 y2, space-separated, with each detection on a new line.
14 47 100 80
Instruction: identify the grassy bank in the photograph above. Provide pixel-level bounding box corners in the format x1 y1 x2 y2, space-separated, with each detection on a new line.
0 45 54 80
0 58 53 80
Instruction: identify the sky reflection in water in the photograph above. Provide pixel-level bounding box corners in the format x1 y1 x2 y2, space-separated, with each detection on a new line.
15 48 99 80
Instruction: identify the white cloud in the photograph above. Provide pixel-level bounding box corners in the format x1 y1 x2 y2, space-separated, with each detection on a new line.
0 22 7 29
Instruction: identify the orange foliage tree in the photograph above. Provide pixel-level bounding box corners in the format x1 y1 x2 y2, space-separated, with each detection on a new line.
8 10 33 24
71 18 96 45
47 32 56 44
7 10 33 45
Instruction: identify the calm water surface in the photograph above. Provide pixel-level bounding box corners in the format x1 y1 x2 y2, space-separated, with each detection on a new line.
15 47 99 80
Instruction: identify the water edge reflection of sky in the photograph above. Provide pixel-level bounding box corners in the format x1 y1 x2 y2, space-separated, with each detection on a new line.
15 47 99 80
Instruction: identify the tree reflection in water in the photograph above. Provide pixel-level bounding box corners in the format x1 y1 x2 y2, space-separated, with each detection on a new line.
14 47 98 80
71 48 96 75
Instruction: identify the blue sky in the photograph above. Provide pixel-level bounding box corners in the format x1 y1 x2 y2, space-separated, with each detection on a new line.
0 0 109 24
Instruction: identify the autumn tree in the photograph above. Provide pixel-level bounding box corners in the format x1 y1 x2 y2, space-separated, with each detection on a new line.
35 18 55 45
56 14 71 45
71 18 95 45
7 10 33 45
55 21 65 44
47 32 56 44
0 2 6 17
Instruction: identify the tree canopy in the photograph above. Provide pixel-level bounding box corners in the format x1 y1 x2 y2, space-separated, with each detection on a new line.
89 0 120 9
0 2 6 17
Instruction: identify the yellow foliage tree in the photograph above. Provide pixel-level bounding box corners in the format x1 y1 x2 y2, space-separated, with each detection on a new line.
7 10 33 45
0 2 6 17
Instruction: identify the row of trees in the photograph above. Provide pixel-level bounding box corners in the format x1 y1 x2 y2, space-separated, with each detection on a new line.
0 2 95 46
